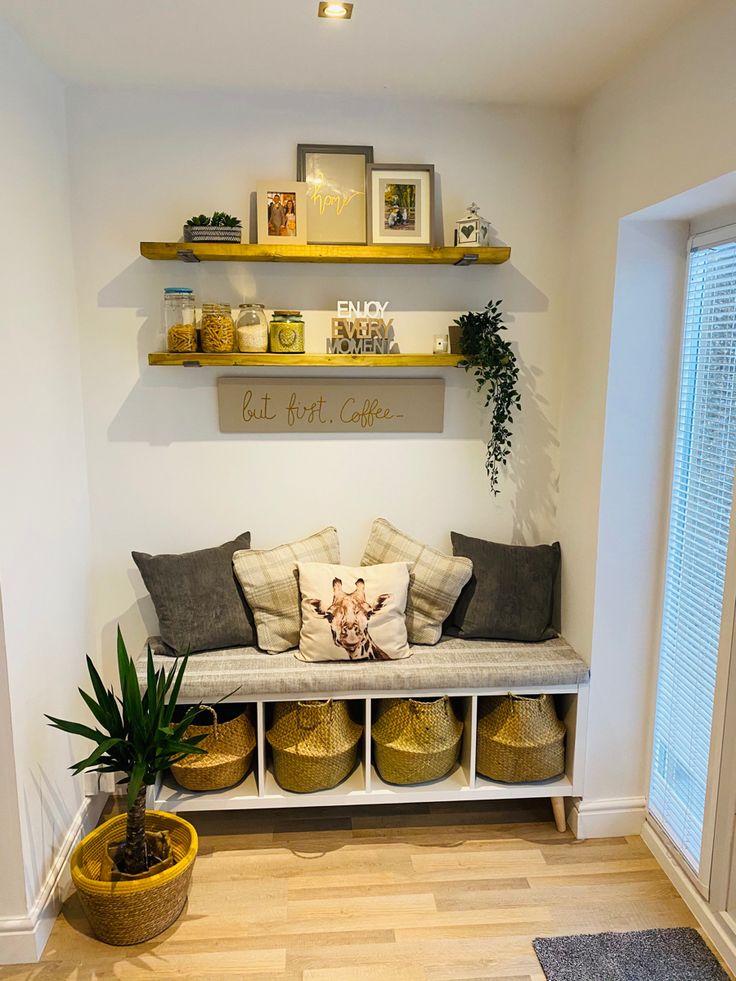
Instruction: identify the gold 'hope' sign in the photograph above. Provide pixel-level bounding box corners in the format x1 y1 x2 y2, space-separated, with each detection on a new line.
217 377 444 433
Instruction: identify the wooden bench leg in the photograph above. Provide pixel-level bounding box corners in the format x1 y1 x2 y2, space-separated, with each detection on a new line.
551 796 567 832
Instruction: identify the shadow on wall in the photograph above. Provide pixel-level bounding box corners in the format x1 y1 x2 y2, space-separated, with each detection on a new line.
97 254 549 314
22 766 80 904
100 588 158 684
506 357 559 544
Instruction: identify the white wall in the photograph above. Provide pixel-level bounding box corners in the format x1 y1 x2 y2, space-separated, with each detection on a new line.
558 0 736 824
65 89 574 668
0 19 94 961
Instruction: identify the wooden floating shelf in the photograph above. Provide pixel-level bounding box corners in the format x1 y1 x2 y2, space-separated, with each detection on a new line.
140 241 510 266
148 352 463 368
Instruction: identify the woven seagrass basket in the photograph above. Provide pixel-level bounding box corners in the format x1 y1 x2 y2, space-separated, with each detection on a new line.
266 699 362 793
70 810 197 945
170 705 256 791
477 694 565 783
372 696 463 785
476 693 565 783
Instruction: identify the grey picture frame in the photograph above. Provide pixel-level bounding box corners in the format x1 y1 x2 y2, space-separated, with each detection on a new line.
366 163 436 247
296 143 374 245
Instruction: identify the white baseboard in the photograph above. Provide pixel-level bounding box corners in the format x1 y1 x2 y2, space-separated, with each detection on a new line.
642 821 736 977
569 795 647 838
0 792 107 965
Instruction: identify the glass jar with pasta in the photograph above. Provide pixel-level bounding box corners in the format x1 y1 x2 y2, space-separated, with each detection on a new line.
163 287 197 353
201 303 235 353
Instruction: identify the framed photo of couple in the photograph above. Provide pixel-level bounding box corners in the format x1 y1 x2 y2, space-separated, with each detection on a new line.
256 181 308 245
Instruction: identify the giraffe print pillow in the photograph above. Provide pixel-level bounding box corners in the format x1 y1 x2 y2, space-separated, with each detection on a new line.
296 561 412 662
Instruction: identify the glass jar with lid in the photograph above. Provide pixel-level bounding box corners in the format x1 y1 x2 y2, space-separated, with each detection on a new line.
236 303 269 352
162 287 197 353
269 310 305 353
200 302 235 353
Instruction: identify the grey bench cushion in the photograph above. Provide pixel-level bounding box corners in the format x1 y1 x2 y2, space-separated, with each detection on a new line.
137 635 588 699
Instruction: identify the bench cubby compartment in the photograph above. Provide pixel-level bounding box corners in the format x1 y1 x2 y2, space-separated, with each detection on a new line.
163 702 258 797
264 698 365 795
475 693 566 784
370 695 470 788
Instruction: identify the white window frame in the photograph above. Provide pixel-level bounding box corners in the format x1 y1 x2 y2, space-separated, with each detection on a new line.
645 224 736 898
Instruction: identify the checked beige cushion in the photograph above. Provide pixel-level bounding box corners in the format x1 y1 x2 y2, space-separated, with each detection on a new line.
233 527 340 653
361 518 473 645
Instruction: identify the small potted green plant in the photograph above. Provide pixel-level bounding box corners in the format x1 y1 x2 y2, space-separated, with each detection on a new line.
184 211 242 243
47 630 206 945
453 299 521 496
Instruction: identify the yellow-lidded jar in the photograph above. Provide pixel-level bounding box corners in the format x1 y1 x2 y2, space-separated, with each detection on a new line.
269 310 305 353
201 303 235 353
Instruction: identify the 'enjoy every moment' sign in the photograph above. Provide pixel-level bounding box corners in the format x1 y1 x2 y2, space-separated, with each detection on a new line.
217 377 444 433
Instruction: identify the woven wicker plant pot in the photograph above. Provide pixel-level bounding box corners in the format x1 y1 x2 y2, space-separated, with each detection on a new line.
70 810 197 945
372 696 463 785
170 705 256 791
266 699 362 793
477 694 565 783
183 225 242 243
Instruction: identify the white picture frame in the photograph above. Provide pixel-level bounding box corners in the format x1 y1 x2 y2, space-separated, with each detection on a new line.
367 164 435 246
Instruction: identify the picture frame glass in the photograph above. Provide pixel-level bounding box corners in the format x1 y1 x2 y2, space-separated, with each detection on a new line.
300 147 372 245
256 181 308 245
370 169 432 246
267 189 299 238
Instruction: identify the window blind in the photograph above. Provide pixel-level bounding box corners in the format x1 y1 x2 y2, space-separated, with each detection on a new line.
649 231 736 874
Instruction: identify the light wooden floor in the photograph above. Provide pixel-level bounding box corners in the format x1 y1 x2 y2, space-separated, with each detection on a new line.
1 798 730 981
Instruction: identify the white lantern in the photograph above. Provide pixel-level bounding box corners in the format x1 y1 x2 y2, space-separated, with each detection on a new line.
454 202 492 248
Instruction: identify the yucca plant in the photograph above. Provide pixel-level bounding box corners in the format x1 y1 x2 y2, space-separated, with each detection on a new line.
47 629 206 876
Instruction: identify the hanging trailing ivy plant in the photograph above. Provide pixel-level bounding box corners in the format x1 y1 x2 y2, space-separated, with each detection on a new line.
454 299 521 496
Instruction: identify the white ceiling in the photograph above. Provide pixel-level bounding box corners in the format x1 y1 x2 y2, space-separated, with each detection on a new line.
1 0 701 106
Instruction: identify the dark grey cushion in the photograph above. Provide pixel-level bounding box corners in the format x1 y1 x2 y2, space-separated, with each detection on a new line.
132 533 254 654
449 533 560 642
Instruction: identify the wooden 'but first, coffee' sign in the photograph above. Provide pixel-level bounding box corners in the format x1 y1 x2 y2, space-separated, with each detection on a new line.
217 377 445 433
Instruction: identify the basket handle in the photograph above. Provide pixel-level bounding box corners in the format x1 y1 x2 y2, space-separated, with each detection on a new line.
297 698 332 730
409 695 448 713
506 692 545 714
199 704 219 740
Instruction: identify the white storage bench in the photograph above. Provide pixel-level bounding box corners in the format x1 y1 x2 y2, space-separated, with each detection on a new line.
136 635 589 832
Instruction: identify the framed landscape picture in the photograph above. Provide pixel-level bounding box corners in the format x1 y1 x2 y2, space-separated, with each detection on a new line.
297 144 373 245
367 163 435 246
256 181 308 245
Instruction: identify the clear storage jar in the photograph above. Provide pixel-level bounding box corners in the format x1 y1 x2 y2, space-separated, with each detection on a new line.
163 287 197 353
201 303 235 353
236 303 269 352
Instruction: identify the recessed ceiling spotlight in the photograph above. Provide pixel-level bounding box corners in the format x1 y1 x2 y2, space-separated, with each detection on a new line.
318 2 353 19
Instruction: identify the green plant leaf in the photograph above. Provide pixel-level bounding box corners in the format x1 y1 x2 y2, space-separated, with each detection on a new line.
162 655 189 726
71 737 123 774
45 715 104 743
77 687 115 733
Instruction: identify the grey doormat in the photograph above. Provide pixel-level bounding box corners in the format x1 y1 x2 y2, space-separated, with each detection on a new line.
533 927 729 980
